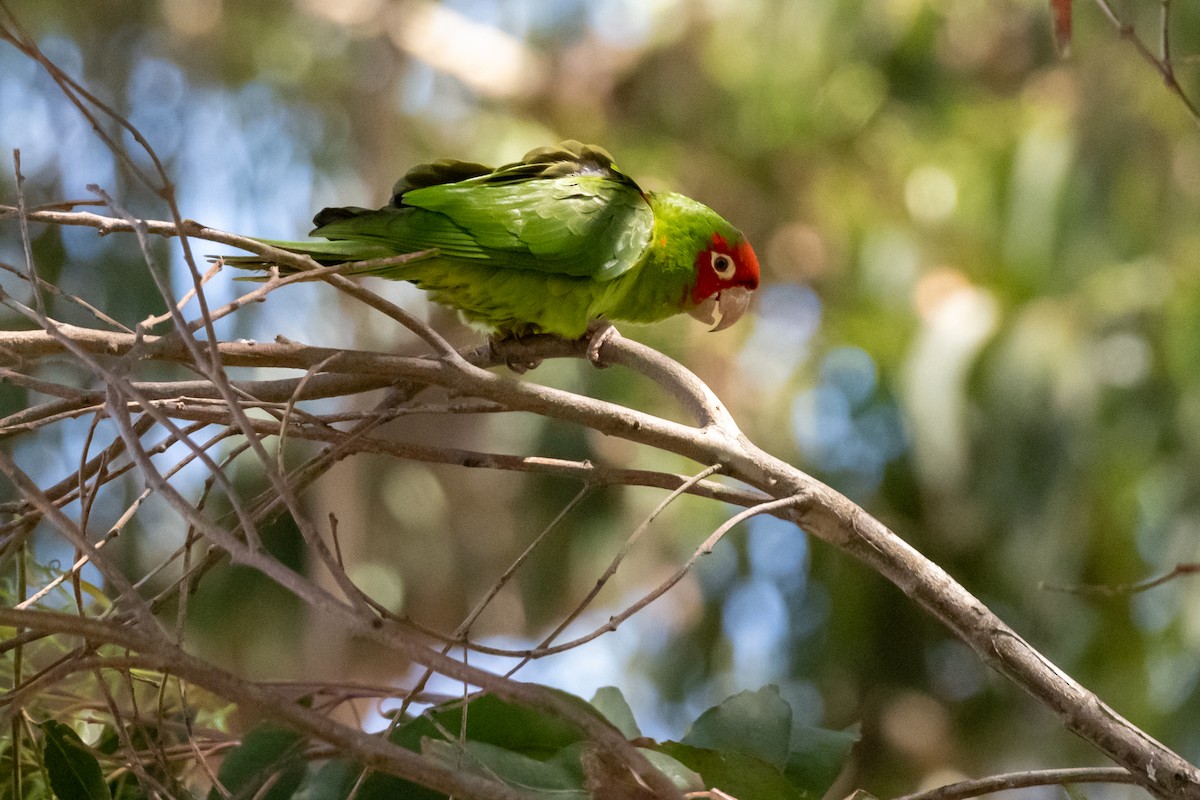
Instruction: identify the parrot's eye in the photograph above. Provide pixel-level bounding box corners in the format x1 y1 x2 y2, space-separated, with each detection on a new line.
711 252 736 279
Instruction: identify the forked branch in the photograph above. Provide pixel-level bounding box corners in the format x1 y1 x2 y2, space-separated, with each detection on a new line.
1 206 1197 797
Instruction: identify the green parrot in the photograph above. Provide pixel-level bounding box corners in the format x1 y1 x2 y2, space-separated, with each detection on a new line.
230 141 760 339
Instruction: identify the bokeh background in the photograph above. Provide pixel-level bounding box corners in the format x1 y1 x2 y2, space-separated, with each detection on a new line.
3 0 1200 796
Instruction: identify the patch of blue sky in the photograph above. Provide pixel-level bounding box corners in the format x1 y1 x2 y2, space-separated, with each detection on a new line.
2 43 322 346
125 56 189 165
398 61 476 122
449 0 587 40
747 514 808 588
792 383 854 459
819 345 876 407
0 73 57 177
694 526 739 594
792 347 908 496
586 0 661 47
737 283 821 390
139 77 332 347
722 576 790 686
1 38 113 192
747 516 830 643
854 402 907 462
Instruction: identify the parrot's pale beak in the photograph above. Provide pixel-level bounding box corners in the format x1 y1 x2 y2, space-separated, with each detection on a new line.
688 286 753 332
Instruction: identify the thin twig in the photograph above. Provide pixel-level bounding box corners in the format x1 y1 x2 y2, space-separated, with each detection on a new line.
11 150 41 312
1041 562 1200 596
0 449 159 627
506 464 723 676
502 495 805 659
395 484 595 727
1089 0 1200 126
0 607 534 800
0 259 133 332
893 766 1140 800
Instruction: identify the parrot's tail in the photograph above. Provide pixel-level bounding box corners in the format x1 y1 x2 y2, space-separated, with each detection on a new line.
212 238 432 281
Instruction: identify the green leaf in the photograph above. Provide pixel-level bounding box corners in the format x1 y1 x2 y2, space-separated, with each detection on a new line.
314 690 695 800
669 687 858 798
107 773 147 800
589 687 642 739
2 738 53 800
360 688 852 800
655 742 808 800
208 723 306 800
637 748 704 791
784 723 860 796
422 738 587 798
681 685 793 771
306 759 441 800
40 720 113 800
390 691 608 759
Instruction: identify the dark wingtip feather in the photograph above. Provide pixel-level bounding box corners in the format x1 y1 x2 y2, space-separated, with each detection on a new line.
520 141 617 176
312 205 374 230
351 141 631 214
391 159 494 204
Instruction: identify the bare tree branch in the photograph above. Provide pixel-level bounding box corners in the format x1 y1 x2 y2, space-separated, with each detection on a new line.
1089 0 1200 127
4 4 1200 787
893 765 1141 800
2 234 1197 795
0 607 538 800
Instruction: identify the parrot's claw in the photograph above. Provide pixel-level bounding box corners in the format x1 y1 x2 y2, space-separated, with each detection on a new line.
506 357 542 374
488 334 542 373
585 321 620 367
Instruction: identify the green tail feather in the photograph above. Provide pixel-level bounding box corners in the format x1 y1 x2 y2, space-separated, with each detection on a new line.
215 237 427 280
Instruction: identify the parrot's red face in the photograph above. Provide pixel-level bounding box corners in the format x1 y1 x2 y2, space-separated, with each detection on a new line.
688 232 760 331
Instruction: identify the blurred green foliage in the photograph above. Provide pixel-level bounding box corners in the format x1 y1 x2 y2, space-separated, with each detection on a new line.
4 0 1200 795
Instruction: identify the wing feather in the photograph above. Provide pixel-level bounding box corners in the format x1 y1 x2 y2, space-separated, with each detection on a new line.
311 142 654 282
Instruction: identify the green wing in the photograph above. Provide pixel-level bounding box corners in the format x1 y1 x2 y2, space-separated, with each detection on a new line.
310 141 655 282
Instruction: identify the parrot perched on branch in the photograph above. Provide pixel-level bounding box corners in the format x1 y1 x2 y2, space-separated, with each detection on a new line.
228 141 760 339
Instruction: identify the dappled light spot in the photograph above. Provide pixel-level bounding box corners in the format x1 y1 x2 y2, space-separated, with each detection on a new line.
386 0 545 99
904 272 998 491
298 0 385 28
880 691 952 766
349 562 406 614
162 0 222 37
767 222 829 282
905 165 958 225
1091 332 1152 388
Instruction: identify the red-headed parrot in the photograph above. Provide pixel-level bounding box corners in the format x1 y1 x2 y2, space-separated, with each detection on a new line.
231 141 760 338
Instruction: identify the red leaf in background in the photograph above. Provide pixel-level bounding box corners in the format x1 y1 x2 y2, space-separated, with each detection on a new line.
1051 0 1072 55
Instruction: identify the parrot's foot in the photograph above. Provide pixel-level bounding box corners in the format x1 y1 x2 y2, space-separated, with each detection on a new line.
506 357 542 374
488 335 542 373
585 321 620 367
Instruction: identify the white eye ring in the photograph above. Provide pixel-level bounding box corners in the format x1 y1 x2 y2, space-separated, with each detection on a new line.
711 252 736 279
